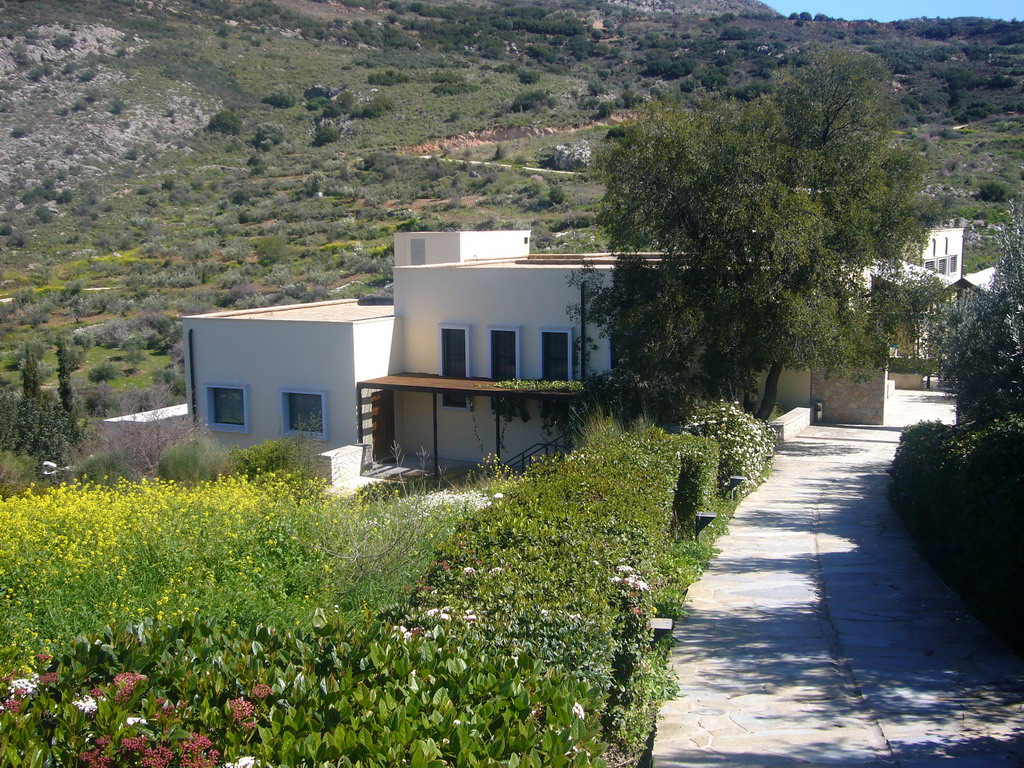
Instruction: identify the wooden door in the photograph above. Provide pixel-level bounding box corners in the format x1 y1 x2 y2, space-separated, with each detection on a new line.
371 390 396 462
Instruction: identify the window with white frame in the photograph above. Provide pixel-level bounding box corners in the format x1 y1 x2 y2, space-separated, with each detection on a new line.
489 326 520 380
924 260 935 272
281 389 326 438
206 384 249 433
540 328 572 380
440 325 470 408
950 255 958 275
938 257 947 274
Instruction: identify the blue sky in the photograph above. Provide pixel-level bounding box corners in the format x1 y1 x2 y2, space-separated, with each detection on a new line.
767 0 1018 22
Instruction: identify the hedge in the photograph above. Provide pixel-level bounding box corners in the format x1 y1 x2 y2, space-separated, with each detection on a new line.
2 427 723 766
887 356 938 376
0 617 605 768
404 427 721 758
685 401 774 494
891 417 1024 649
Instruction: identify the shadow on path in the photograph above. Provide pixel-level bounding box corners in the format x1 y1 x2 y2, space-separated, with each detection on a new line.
654 391 1024 768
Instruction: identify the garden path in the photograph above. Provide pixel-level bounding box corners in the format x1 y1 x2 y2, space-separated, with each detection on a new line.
654 390 1024 767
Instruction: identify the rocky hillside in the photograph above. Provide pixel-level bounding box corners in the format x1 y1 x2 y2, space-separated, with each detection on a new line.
0 0 1020 398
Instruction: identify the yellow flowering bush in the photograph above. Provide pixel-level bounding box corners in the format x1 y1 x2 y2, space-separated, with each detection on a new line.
0 477 464 667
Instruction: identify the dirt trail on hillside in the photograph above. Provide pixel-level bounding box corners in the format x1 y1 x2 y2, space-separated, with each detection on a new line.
407 114 629 155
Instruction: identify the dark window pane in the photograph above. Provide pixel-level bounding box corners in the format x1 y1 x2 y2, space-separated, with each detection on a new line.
441 328 466 378
286 392 323 433
541 331 569 380
443 393 468 408
491 330 517 379
441 328 468 407
212 387 244 426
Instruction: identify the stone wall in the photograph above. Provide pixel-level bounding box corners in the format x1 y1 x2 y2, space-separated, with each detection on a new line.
319 443 369 487
810 369 887 425
889 372 924 391
769 407 811 444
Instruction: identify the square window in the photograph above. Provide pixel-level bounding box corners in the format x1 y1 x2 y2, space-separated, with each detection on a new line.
206 385 249 433
283 390 325 437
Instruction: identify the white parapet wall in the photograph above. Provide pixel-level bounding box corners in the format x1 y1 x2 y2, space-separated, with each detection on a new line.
102 404 189 434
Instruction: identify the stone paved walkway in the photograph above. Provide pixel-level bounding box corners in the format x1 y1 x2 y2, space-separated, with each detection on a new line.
654 390 1024 768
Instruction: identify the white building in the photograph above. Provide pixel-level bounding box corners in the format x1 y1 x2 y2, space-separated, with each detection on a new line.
920 226 964 282
184 231 614 476
182 228 958 479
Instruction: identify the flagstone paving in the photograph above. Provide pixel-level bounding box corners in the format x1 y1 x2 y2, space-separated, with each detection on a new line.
654 390 1024 768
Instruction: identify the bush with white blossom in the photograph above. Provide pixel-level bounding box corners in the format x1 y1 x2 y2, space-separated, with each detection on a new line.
685 400 775 494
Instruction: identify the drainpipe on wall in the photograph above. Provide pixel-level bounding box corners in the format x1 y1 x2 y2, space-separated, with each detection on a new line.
579 282 587 380
187 329 197 422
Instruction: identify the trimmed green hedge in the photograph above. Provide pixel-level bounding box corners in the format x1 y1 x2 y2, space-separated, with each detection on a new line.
673 434 720 529
888 356 938 376
891 417 1024 650
405 427 720 757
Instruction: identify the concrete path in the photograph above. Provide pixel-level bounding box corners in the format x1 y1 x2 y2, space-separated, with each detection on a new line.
654 390 1024 768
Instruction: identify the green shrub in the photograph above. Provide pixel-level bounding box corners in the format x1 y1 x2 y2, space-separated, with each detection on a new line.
311 124 340 146
354 94 394 119
230 438 322 483
888 356 938 375
367 68 409 85
891 417 1024 651
1 616 606 768
0 450 35 497
76 450 133 484
672 434 719 528
157 436 230 483
87 361 120 382
404 426 699 757
261 88 297 108
206 109 242 135
685 401 774 494
509 89 553 113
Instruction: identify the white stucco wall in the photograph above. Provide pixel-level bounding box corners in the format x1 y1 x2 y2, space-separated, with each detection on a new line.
393 262 611 377
394 231 531 266
394 392 562 464
756 368 813 411
922 227 964 281
390 261 611 461
184 314 395 451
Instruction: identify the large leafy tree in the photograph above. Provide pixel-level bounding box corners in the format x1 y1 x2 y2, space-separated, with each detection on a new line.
592 51 927 419
940 205 1024 424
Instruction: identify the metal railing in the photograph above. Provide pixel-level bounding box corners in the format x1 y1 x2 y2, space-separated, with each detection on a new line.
503 436 571 473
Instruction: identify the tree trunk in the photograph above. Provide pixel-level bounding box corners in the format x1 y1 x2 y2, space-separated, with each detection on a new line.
756 363 783 421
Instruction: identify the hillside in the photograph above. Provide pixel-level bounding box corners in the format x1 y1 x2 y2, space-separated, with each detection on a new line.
0 0 1021 402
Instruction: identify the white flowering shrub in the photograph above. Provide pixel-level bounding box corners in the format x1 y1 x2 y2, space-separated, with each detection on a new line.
686 401 775 494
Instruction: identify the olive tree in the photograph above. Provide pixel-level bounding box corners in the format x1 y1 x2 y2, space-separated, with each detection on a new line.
592 51 927 419
940 205 1024 424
